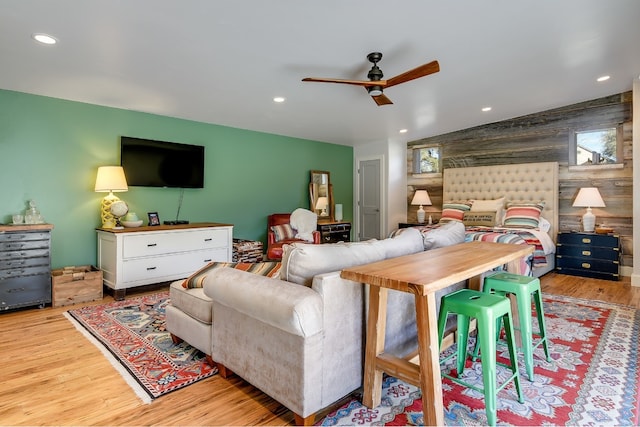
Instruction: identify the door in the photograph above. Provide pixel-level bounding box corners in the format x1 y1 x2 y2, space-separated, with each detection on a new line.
358 158 382 240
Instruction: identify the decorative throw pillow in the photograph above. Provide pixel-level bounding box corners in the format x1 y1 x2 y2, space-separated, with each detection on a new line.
271 223 296 241
182 261 282 288
503 202 545 229
439 202 472 223
470 197 505 225
463 211 497 227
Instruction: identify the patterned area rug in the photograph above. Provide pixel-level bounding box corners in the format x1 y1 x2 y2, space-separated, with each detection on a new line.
65 292 216 403
318 294 640 426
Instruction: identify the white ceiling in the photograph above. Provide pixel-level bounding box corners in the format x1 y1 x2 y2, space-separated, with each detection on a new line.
2 1 639 147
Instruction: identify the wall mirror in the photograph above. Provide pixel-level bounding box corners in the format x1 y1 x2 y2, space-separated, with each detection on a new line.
309 170 333 221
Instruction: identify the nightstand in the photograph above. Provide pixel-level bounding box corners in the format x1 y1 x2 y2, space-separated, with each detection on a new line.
555 231 620 281
317 221 351 243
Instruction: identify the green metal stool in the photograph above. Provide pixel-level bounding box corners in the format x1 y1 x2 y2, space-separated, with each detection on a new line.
478 271 552 381
438 289 523 427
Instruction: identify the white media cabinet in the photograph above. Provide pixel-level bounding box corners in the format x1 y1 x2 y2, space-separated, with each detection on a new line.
96 222 233 300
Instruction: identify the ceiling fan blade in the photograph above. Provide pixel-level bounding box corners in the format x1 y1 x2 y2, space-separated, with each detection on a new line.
385 60 440 88
302 77 381 87
372 93 393 106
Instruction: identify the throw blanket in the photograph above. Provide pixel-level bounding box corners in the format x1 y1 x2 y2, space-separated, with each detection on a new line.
290 208 317 242
465 226 548 275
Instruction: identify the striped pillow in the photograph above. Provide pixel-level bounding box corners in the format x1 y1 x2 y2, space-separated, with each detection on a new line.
503 202 545 229
271 223 296 241
439 202 472 223
182 261 282 288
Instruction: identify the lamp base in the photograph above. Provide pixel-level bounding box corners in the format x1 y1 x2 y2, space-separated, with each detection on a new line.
101 192 120 228
582 207 596 232
417 206 425 224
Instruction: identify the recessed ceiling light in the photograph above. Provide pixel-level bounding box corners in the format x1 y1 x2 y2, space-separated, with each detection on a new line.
273 97 285 103
399 129 408 134
597 75 610 82
481 106 492 112
32 33 57 45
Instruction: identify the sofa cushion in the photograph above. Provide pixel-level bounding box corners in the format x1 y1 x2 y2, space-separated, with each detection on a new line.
422 220 466 250
205 268 323 336
183 261 281 288
377 227 424 258
281 239 386 287
169 281 213 325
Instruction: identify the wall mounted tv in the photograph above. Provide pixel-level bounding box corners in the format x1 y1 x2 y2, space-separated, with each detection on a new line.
120 137 205 188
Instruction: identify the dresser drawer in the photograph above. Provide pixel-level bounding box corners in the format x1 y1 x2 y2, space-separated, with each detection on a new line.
556 256 619 274
122 228 230 258
557 232 618 248
121 248 228 283
0 248 50 262
0 255 50 270
0 231 50 243
556 245 619 261
0 238 50 252
0 274 51 310
0 264 51 280
554 267 619 281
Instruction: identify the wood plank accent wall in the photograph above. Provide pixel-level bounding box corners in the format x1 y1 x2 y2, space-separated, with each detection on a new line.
407 92 633 268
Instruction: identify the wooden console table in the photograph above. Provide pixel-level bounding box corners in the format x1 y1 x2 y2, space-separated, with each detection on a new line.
340 241 533 426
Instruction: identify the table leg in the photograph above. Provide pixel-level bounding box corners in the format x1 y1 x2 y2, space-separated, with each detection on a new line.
362 285 388 409
413 289 444 426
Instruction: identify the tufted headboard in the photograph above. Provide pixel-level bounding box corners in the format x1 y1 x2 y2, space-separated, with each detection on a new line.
443 162 559 241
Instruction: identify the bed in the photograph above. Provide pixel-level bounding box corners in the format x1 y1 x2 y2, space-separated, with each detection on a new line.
441 161 559 277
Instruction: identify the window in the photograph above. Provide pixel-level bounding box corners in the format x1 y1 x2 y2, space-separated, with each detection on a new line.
570 126 622 166
411 145 441 174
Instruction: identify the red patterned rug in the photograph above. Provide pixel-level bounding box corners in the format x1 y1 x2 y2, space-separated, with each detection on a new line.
65 292 216 403
318 294 640 426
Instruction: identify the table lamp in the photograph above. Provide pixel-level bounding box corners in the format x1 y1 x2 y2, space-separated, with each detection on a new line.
411 190 432 224
315 196 328 216
95 166 129 228
572 187 605 232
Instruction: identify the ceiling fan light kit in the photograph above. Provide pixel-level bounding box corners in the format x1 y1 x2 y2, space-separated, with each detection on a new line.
302 52 440 106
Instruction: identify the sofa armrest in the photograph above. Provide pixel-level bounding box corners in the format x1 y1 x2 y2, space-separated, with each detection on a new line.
267 230 277 245
203 268 323 337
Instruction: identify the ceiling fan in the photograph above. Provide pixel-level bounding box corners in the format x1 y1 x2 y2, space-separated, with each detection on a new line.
302 52 440 106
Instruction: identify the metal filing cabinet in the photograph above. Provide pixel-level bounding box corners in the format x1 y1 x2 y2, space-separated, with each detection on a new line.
0 224 53 310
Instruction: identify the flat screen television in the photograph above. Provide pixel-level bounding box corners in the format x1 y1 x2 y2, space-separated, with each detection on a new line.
120 136 205 188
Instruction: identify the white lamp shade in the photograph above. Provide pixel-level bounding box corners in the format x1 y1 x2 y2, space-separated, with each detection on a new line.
411 190 432 206
95 166 128 192
315 196 328 210
572 187 605 208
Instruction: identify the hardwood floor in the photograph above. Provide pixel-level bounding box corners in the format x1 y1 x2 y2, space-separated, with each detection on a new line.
0 272 638 426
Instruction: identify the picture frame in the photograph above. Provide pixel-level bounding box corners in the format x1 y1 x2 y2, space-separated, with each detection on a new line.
147 212 160 226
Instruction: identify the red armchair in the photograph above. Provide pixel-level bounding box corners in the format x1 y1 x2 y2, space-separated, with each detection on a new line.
266 213 321 260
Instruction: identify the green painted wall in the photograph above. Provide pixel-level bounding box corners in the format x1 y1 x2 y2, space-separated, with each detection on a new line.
0 90 353 269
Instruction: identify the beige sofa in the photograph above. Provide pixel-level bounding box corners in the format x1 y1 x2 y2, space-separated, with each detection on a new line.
165 222 466 425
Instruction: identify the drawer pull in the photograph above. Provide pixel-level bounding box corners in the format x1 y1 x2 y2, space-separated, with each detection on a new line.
582 250 591 256
204 259 212 263
7 287 26 293
147 243 157 247
204 238 213 242
581 263 591 269
582 238 591 244
146 266 157 271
